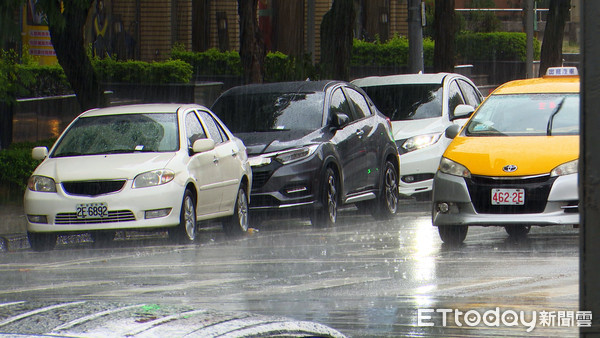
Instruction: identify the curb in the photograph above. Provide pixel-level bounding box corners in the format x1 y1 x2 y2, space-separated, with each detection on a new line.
0 233 29 252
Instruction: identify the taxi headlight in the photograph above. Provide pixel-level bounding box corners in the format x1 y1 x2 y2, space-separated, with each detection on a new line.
551 159 578 177
401 133 442 152
439 157 471 178
133 169 175 188
27 176 57 192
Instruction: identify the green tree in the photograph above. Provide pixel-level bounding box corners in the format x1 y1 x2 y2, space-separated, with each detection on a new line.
36 0 104 111
0 0 23 49
538 0 571 76
320 0 355 80
238 0 265 84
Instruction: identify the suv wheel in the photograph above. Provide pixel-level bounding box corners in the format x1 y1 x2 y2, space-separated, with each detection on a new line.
311 167 338 227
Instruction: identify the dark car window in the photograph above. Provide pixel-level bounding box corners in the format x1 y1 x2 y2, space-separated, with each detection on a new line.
185 111 207 147
448 80 466 119
458 79 483 107
197 110 225 144
330 88 355 122
345 87 372 119
211 91 325 132
361 84 443 121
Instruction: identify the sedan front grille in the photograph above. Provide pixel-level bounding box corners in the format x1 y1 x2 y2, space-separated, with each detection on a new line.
466 174 556 214
55 211 136 224
62 180 127 196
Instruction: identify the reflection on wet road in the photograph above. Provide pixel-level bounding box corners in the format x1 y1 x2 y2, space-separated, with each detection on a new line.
0 201 579 337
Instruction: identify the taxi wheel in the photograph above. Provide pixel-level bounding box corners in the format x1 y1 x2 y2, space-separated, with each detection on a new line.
223 187 249 236
438 225 468 245
504 225 531 238
28 232 57 252
91 231 115 247
372 160 399 220
169 189 197 243
311 167 338 228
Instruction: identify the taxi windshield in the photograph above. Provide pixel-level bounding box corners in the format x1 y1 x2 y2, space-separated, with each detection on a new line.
465 93 579 136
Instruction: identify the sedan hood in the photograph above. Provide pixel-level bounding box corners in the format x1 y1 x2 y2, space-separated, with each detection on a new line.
34 153 177 182
236 130 317 155
391 117 449 140
445 135 579 176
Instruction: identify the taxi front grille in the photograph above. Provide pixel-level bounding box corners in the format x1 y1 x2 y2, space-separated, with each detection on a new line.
55 211 136 224
466 174 556 214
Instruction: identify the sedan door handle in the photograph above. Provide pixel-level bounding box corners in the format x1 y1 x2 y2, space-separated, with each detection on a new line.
213 156 219 164
231 149 238 157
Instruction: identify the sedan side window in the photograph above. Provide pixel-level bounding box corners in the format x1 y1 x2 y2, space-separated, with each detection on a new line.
197 111 225 144
448 80 466 119
458 79 483 108
344 87 372 119
185 112 207 148
330 88 354 123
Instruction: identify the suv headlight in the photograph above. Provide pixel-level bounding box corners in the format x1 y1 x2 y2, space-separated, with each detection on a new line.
27 175 57 192
133 169 175 188
274 145 319 165
551 159 578 177
401 133 442 152
439 157 471 178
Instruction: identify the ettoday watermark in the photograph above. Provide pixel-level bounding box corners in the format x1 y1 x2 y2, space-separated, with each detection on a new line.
417 308 592 332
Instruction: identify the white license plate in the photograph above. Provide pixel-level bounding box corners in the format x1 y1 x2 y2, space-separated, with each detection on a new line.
76 203 108 219
491 188 525 205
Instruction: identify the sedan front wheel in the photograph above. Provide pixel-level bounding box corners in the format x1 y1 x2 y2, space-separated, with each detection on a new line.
169 189 197 243
223 187 249 236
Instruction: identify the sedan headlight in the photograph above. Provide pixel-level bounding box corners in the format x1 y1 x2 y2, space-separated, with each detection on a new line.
439 157 471 178
551 159 578 177
401 133 442 152
133 169 175 188
27 175 57 192
274 145 319 165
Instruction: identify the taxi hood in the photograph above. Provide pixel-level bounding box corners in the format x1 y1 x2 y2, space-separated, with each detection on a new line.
34 153 177 182
444 135 579 176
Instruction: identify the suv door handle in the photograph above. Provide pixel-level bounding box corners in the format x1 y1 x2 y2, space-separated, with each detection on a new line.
356 129 365 137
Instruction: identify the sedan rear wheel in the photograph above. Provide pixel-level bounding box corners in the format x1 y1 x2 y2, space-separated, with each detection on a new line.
311 167 338 228
504 225 531 238
28 232 57 252
223 187 249 236
438 225 468 245
169 189 197 243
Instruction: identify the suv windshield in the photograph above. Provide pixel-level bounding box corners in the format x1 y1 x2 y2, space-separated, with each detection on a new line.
212 92 325 132
51 113 179 157
361 84 443 121
465 93 579 136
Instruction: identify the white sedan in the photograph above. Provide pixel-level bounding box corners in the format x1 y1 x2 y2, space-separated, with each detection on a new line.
24 103 252 251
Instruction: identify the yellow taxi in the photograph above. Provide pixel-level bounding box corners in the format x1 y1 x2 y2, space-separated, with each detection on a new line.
432 67 579 244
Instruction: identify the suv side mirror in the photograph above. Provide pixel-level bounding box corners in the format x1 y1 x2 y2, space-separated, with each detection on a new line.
32 147 48 160
445 124 461 139
452 104 475 120
192 138 215 154
331 113 350 129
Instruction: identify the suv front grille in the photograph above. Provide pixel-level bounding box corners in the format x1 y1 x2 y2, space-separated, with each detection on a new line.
466 174 556 214
62 180 126 196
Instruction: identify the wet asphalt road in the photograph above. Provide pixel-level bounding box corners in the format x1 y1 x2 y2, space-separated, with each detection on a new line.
0 200 579 337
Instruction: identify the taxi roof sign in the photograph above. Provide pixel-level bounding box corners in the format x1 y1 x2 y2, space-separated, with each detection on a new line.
545 66 579 76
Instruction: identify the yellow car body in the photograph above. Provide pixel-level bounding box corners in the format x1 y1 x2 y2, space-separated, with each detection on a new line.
432 67 580 244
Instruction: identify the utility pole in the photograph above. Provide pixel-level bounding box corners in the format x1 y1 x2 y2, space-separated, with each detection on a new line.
408 0 424 73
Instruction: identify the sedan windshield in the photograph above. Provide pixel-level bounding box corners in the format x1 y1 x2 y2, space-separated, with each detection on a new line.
361 84 443 121
51 113 179 157
465 93 579 136
211 92 325 132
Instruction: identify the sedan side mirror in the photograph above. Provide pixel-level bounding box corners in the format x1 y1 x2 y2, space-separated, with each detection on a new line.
32 147 48 160
192 138 215 154
452 104 475 120
331 113 350 129
445 124 461 139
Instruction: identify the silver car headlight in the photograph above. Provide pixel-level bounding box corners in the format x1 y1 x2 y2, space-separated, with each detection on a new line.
27 175 57 192
551 159 578 177
274 145 319 165
439 157 471 178
133 169 175 188
401 133 442 153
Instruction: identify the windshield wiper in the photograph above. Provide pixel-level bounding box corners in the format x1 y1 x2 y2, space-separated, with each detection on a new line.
546 97 566 136
52 151 83 158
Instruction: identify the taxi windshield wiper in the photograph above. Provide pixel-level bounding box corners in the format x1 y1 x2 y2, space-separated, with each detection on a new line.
546 97 566 136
